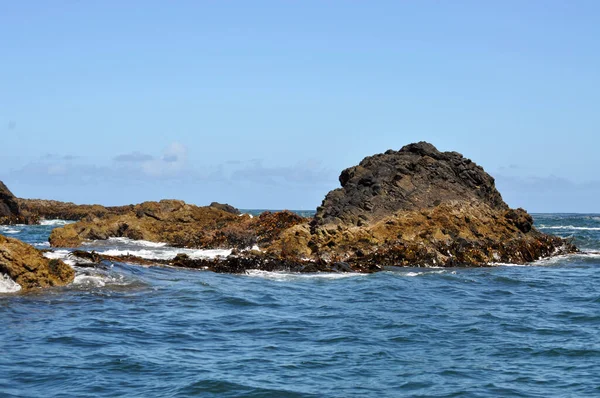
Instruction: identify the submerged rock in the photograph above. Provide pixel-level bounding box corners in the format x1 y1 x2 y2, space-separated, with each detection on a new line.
0 235 74 291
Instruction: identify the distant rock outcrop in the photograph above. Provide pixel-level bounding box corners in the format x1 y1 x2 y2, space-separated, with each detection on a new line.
49 199 304 249
0 235 74 291
17 199 132 221
0 181 36 225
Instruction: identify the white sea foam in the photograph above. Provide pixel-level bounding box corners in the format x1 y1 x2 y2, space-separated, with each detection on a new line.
103 237 168 248
43 250 77 266
72 272 129 287
0 274 22 293
80 237 232 260
39 219 74 226
244 270 367 281
73 274 107 287
537 225 600 231
0 227 21 234
403 270 450 277
97 247 231 260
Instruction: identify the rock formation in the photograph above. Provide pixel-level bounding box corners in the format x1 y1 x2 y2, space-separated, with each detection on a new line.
296 142 575 267
0 235 74 290
312 142 506 227
48 142 577 272
49 200 305 249
17 199 132 221
0 181 36 225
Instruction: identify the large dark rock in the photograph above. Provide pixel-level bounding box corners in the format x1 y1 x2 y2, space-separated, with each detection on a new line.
0 181 20 221
313 142 507 227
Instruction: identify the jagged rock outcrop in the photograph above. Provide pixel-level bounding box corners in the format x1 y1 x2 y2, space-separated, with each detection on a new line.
49 199 305 249
17 199 132 221
0 235 74 290
0 181 36 225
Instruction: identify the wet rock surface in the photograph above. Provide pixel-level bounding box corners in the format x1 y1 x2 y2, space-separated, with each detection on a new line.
0 235 74 290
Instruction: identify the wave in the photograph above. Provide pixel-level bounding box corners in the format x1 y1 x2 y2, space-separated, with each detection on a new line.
403 270 452 276
537 225 600 231
0 274 22 293
39 219 74 226
0 226 21 234
72 272 129 288
43 250 77 266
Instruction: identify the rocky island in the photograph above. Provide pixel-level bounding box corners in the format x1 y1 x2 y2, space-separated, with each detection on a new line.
0 142 579 291
45 142 576 274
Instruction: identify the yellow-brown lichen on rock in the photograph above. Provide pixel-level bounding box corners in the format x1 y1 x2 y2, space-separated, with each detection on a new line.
0 235 74 291
49 200 306 250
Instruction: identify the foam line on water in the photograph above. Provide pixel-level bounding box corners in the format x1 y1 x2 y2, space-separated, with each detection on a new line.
96 248 231 260
537 225 600 231
244 270 367 281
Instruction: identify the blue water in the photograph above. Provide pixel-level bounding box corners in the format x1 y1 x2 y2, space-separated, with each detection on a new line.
1 214 600 397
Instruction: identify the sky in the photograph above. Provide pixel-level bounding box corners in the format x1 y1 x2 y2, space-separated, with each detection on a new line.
1 1 599 212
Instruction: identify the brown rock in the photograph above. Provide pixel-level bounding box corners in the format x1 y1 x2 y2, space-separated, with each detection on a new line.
50 200 307 250
17 198 132 221
0 235 74 291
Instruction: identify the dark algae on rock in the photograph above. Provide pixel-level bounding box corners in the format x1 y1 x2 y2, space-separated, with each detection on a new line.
48 142 577 272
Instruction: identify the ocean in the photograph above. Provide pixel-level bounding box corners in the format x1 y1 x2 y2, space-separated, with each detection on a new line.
1 213 599 397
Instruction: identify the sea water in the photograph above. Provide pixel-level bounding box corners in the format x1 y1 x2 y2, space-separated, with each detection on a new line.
1 214 600 397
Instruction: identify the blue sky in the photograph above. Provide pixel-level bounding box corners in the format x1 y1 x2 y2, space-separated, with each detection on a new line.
1 1 599 212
